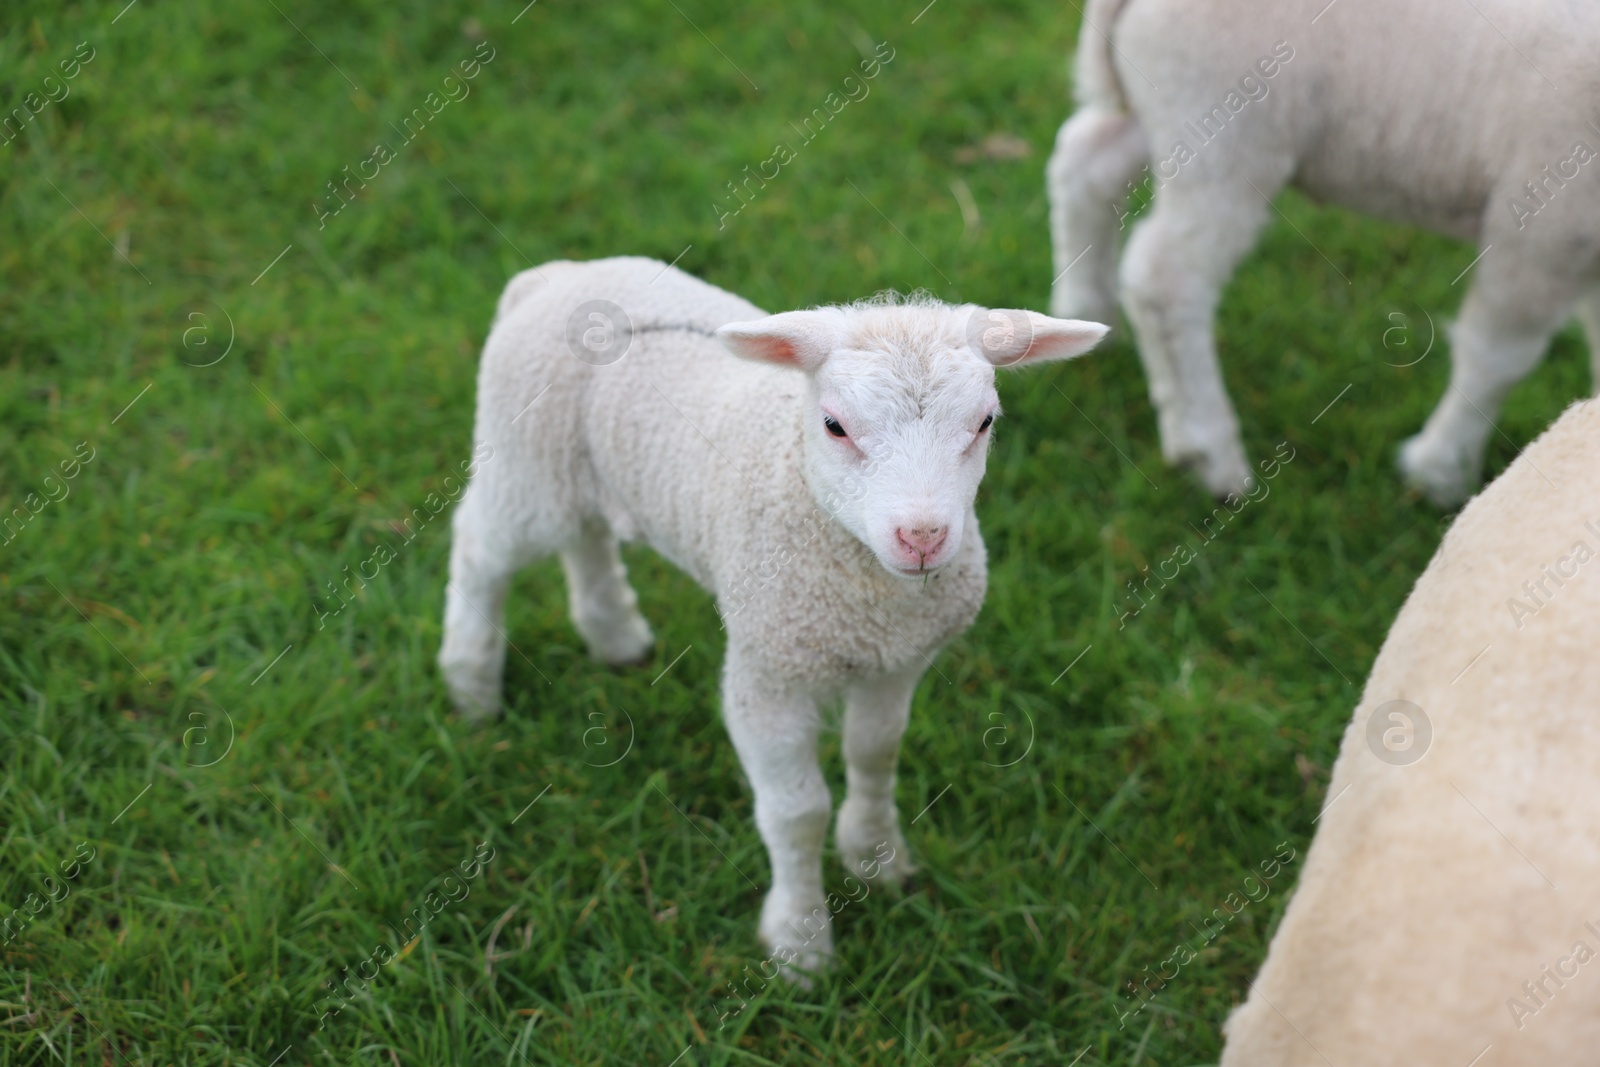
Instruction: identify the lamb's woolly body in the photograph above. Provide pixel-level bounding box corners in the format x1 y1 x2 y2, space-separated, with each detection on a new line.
440 257 1109 967
1222 400 1600 1063
466 257 987 687
1052 0 1600 504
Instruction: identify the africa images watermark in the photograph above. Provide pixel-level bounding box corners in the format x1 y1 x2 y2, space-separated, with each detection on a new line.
313 41 498 230
1113 840 1298 1030
1506 921 1600 1031
2 441 98 547
1507 139 1596 231
314 444 493 629
1109 40 1295 230
1115 441 1296 628
0 842 98 947
312 840 497 1031
1503 519 1600 630
1 40 96 149
711 41 896 230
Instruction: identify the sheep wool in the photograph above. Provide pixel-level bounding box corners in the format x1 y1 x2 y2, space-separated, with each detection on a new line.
438 256 1107 968
1222 399 1600 1064
1049 0 1600 506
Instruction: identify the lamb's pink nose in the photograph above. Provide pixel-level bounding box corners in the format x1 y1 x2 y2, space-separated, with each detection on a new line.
896 525 949 560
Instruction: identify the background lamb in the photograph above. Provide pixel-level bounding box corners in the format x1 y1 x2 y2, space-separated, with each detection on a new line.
1221 399 1600 1063
438 256 1107 969
1049 0 1600 505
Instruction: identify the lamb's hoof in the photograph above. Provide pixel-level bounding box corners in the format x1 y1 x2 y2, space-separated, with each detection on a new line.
772 949 830 989
440 662 503 722
850 846 918 890
579 612 656 668
606 650 654 670
1200 467 1255 502
838 821 916 889
1397 433 1475 509
759 893 835 985
1165 439 1254 501
447 688 502 723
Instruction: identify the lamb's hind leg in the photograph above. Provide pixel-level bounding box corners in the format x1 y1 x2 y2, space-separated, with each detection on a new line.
1120 181 1274 498
560 521 653 666
1047 106 1149 324
1398 246 1582 507
440 481 525 719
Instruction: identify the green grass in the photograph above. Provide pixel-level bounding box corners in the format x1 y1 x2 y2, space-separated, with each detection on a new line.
0 1 1589 1064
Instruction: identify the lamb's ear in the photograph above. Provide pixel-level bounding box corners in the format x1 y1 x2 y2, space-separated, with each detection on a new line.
967 309 1109 368
716 311 839 371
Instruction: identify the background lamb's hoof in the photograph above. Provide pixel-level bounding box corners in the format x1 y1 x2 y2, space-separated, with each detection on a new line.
579 612 655 667
1397 434 1475 508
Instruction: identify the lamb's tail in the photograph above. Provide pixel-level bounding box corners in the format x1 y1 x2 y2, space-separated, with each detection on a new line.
491 260 578 328
1073 0 1135 112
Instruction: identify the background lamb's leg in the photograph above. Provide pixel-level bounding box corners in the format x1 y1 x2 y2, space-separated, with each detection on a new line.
560 522 654 666
439 482 523 719
720 650 833 975
1398 245 1582 507
836 668 921 887
1576 288 1600 393
1047 106 1149 324
1119 181 1274 499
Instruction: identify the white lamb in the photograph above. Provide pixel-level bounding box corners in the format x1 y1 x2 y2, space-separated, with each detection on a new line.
1221 399 1600 1063
437 256 1107 968
1049 0 1600 505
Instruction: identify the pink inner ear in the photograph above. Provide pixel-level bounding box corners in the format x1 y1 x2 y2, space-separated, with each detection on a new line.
752 337 799 365
1019 337 1057 363
1002 323 1107 366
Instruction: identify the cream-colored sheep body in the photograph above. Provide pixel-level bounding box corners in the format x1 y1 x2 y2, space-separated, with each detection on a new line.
1222 400 1600 1064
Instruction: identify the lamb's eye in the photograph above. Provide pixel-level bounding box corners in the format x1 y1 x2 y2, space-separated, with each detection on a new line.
978 413 994 432
823 416 848 438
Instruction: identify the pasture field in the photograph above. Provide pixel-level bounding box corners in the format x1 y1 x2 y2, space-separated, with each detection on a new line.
0 1 1587 1063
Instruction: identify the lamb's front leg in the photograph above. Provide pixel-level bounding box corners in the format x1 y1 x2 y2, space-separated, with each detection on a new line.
720 650 833 974
836 668 920 887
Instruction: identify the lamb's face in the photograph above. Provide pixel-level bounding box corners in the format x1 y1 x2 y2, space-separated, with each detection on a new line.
718 301 1108 580
808 342 997 577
